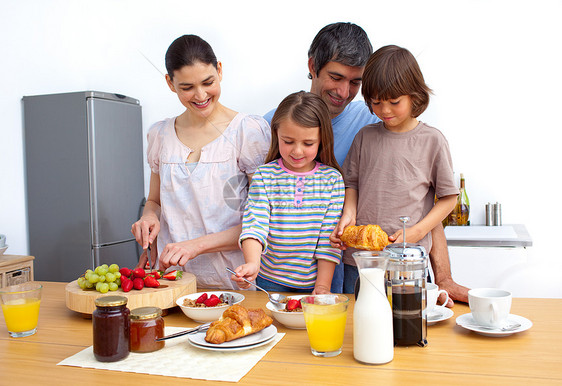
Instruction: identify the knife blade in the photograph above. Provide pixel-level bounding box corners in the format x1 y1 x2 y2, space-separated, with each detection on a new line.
156 322 212 341
146 243 152 272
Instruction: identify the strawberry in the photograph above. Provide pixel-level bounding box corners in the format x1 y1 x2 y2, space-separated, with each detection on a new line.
121 278 133 292
144 275 160 288
147 270 162 279
119 267 132 278
133 277 144 290
196 293 208 304
204 296 221 307
132 268 146 279
162 270 182 280
286 299 302 311
209 294 219 300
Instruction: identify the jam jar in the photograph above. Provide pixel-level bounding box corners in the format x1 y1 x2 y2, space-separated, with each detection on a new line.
93 296 130 362
129 306 165 353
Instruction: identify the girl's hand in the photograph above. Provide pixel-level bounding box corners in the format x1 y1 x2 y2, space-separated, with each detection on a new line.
330 214 356 249
158 240 201 269
389 225 425 244
231 263 260 289
131 214 160 250
312 284 331 295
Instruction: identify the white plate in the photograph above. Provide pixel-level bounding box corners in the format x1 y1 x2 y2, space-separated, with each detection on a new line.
189 334 276 352
427 307 454 325
456 313 532 337
188 324 277 348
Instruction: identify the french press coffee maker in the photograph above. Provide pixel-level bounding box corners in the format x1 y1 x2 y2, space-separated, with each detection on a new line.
384 216 428 347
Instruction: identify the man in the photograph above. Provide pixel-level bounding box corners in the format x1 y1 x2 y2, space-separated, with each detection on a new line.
265 22 468 305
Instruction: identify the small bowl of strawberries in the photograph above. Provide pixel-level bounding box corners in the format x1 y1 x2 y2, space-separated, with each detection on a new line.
176 291 245 323
266 295 306 329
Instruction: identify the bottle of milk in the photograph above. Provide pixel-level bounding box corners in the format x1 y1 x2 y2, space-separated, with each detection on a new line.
352 251 394 364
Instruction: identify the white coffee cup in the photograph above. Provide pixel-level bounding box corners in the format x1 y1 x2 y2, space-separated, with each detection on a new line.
426 283 449 315
0 234 6 248
468 288 512 328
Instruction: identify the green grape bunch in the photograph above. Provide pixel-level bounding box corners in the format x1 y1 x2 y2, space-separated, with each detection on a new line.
77 263 122 293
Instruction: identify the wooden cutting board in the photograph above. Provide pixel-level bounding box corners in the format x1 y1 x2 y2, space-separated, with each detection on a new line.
65 272 197 314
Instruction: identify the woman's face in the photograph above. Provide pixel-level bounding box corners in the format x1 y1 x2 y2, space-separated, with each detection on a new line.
165 61 222 118
277 118 320 173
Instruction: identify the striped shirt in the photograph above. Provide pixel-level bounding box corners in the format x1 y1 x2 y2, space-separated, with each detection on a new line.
239 159 345 289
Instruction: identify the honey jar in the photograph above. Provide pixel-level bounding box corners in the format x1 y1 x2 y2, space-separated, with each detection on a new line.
129 306 165 353
93 296 130 362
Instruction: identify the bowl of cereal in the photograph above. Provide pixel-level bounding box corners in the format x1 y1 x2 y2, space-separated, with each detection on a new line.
266 295 307 329
176 291 245 323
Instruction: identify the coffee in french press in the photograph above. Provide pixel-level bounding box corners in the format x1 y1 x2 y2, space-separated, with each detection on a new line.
383 217 428 347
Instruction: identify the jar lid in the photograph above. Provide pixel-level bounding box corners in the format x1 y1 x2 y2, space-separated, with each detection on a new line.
130 306 162 320
384 242 427 261
94 295 128 307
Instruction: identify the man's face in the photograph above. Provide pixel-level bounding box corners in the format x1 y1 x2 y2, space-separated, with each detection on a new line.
309 60 364 119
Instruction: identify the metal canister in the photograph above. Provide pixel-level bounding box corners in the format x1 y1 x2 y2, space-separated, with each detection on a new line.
493 202 502 226
486 203 493 226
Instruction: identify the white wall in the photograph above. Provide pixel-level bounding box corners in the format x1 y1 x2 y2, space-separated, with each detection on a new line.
1 0 561 295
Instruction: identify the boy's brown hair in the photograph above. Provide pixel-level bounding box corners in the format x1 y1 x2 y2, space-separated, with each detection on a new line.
361 45 432 117
266 91 342 174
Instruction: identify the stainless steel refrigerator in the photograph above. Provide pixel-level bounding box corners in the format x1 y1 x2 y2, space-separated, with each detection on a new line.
23 91 145 282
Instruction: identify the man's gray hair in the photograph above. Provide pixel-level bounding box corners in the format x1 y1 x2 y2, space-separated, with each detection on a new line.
308 22 373 79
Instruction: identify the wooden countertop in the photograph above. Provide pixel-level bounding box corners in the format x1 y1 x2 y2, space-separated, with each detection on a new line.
1 282 561 385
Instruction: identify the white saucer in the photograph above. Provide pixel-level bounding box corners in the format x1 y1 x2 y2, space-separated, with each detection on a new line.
189 335 276 352
456 313 532 337
427 307 454 325
188 325 277 348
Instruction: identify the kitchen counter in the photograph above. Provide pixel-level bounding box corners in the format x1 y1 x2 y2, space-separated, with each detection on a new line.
444 224 532 247
1 282 561 385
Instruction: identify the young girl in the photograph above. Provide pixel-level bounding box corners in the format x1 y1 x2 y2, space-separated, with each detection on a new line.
131 35 271 289
330 45 459 291
232 91 344 294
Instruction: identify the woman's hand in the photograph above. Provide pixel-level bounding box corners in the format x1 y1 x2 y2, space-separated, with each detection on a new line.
330 213 355 249
135 240 159 269
158 240 202 269
131 214 160 250
231 262 260 289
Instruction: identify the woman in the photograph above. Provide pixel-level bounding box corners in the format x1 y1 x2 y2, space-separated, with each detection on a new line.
131 35 271 289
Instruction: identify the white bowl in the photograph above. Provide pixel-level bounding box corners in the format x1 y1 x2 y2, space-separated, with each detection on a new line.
176 291 244 323
266 295 306 329
0 245 8 256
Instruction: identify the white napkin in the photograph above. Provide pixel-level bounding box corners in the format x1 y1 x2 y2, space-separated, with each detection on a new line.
57 326 285 382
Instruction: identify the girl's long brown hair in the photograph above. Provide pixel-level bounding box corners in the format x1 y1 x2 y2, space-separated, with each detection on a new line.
266 91 342 174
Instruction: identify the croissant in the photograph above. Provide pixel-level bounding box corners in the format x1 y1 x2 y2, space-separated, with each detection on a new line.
340 224 390 251
204 304 273 344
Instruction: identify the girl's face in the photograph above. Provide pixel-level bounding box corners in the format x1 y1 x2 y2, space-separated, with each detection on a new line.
370 95 418 133
277 118 320 173
165 61 222 118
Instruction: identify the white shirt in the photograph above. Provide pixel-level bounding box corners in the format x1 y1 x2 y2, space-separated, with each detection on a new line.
147 113 271 289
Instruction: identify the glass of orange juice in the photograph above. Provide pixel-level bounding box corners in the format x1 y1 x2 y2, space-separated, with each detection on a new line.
301 294 349 357
0 282 42 338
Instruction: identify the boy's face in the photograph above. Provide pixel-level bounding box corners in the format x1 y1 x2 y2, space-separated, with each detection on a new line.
308 60 364 119
369 96 417 133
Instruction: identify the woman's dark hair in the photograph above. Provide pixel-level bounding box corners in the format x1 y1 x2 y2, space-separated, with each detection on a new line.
361 45 432 117
308 22 372 79
165 35 218 79
266 91 341 174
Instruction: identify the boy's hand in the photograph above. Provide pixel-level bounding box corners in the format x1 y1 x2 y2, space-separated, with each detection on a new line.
231 262 260 289
389 225 424 244
330 214 355 249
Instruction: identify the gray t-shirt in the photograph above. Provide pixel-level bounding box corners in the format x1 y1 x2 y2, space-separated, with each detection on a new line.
342 121 458 265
